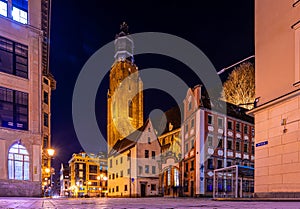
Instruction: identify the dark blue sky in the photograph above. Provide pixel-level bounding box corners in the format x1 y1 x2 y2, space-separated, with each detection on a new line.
49 0 254 168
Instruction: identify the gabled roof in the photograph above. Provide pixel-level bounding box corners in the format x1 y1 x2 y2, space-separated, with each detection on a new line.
157 105 183 136
108 119 151 157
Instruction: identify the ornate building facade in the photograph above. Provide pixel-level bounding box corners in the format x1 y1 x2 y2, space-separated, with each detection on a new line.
0 0 55 196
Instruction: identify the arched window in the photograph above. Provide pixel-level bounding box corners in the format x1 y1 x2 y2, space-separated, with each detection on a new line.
8 143 29 180
128 100 133 118
174 168 179 187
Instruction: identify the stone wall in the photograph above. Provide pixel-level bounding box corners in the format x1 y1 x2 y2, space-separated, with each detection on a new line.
0 180 41 197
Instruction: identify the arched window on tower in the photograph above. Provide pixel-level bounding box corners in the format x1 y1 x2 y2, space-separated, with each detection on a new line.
128 100 133 118
8 143 29 180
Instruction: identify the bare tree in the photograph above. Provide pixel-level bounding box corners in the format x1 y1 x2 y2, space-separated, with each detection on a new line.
222 62 255 110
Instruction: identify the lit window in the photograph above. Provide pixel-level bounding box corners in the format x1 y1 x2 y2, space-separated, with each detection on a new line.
174 168 179 187
12 0 28 24
8 143 29 180
12 6 27 24
0 0 7 17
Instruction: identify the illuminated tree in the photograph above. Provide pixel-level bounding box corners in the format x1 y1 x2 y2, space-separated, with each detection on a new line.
222 62 255 110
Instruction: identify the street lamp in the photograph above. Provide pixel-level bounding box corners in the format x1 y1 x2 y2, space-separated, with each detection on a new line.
47 148 55 197
97 174 108 197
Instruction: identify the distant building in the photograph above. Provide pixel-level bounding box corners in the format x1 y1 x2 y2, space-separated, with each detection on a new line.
59 163 70 197
108 119 161 197
0 0 55 196
68 152 108 197
249 0 300 198
181 85 254 197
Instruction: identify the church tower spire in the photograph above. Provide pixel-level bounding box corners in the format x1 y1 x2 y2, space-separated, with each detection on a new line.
114 22 134 63
107 23 143 152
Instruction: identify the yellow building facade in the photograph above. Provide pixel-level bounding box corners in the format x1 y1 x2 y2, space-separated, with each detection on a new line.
68 152 108 197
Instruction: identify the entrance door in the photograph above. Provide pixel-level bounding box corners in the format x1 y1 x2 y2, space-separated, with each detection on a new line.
190 181 194 197
141 184 146 197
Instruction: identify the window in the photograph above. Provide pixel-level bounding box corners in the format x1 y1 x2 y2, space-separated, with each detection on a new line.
148 137 151 144
120 157 123 164
236 122 241 132
0 87 28 130
188 101 192 110
145 165 149 173
151 151 155 159
12 0 28 24
185 124 188 132
174 168 179 186
8 143 29 180
244 142 248 153
227 161 232 167
112 173 115 179
207 135 213 147
217 137 223 149
190 160 194 171
112 188 114 193
89 165 97 173
185 143 189 153
110 159 112 168
127 168 130 175
109 175 111 180
207 158 214 170
236 141 241 152
43 78 49 85
191 119 194 128
218 118 223 129
116 173 118 178
227 139 232 150
43 135 48 149
251 128 255 137
44 113 49 127
167 168 171 186
148 127 151 132
208 114 213 125
152 166 156 174
128 100 133 118
145 150 149 158
116 159 118 165
0 0 7 17
79 171 83 178
79 164 83 170
185 162 189 172
120 170 123 177
139 166 142 174
116 186 119 192
251 143 255 155
124 185 128 191
151 184 156 191
191 139 194 148
0 38 28 78
217 160 223 169
43 91 49 105
206 179 213 192
244 125 248 134
227 121 233 130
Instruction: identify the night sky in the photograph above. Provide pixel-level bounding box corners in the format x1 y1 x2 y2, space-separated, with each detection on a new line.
49 0 254 171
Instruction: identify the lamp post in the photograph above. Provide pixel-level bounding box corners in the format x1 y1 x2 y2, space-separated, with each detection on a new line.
47 148 55 197
97 174 108 197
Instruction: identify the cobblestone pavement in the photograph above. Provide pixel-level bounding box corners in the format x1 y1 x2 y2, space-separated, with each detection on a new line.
0 197 300 209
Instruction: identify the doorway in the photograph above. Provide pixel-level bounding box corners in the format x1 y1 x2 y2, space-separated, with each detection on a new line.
141 183 146 197
190 181 194 197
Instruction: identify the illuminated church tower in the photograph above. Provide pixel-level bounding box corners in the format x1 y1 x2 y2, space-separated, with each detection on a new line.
107 22 143 152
